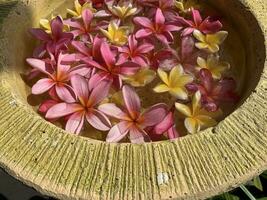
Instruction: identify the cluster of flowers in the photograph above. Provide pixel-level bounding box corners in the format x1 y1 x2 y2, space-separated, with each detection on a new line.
26 0 239 143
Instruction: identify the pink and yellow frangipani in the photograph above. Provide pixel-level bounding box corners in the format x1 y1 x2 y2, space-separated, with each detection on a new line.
67 0 96 18
117 35 154 66
175 91 217 134
108 3 138 19
193 30 228 53
26 53 91 103
100 21 128 45
122 67 156 87
153 65 193 100
197 55 230 79
134 8 181 45
99 85 168 143
46 74 112 134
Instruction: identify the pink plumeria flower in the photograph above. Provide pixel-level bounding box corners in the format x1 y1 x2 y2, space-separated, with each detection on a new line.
82 41 140 88
174 9 222 36
117 35 154 66
186 69 239 112
148 0 177 21
26 53 91 103
46 74 112 134
134 8 181 45
65 9 107 41
29 16 73 57
153 111 180 139
99 85 168 143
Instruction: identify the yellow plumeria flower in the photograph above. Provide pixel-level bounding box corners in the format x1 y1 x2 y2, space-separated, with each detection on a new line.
100 21 128 45
193 30 228 53
197 55 230 79
109 3 137 19
175 91 217 134
175 0 199 13
67 0 96 18
154 65 193 100
122 68 156 87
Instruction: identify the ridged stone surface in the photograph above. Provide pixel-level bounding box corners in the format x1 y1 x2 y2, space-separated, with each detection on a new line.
0 0 266 199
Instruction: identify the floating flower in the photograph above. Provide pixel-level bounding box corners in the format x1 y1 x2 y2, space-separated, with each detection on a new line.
46 74 112 134
100 21 128 45
65 9 101 41
154 65 193 100
26 53 91 103
30 16 73 57
175 9 222 36
197 55 230 79
117 35 154 66
122 67 156 87
67 0 96 18
175 91 217 134
99 85 168 143
186 69 239 112
134 8 181 44
193 30 228 53
108 3 137 19
82 42 140 88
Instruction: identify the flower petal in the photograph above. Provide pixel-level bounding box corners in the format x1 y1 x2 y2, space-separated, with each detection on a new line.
197 115 217 128
155 8 165 25
82 9 93 28
153 84 170 93
29 28 50 41
129 127 145 143
135 29 152 38
98 103 127 120
206 31 228 45
100 42 116 69
106 121 130 143
50 16 63 39
133 17 152 28
192 91 201 115
185 117 199 134
26 58 52 77
175 102 192 117
141 103 168 127
66 112 85 134
71 74 89 104
122 85 141 118
32 78 55 95
86 109 111 131
39 100 58 113
170 87 188 100
46 103 83 119
55 84 76 103
157 68 169 85
193 30 205 42
89 80 111 106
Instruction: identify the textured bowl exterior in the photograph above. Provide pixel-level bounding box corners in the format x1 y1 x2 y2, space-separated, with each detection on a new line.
0 0 266 199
